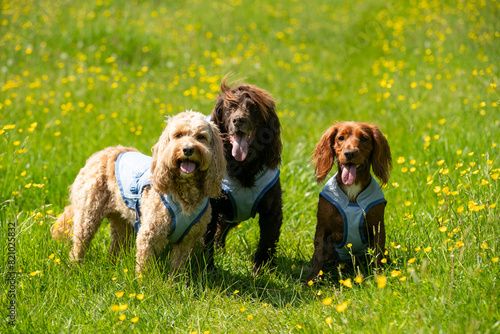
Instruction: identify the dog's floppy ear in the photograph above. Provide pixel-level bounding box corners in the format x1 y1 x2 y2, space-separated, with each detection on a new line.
370 125 392 185
262 101 282 170
212 77 231 128
212 95 224 127
151 121 174 194
205 121 226 198
312 124 338 182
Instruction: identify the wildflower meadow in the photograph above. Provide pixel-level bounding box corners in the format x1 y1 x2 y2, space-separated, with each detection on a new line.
1 0 499 332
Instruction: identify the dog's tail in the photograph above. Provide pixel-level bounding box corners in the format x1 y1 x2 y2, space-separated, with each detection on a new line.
50 205 74 240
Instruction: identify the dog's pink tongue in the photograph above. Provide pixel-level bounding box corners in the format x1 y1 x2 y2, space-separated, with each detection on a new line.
342 165 356 185
180 161 196 174
232 134 248 161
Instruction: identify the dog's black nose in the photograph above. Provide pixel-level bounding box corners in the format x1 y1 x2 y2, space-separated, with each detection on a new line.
344 150 357 160
183 146 194 157
233 116 247 126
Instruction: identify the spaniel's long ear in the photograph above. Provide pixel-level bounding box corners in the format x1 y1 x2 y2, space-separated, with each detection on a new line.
212 95 224 128
212 77 231 129
312 125 338 182
262 104 282 170
150 122 174 194
205 121 226 198
370 125 392 185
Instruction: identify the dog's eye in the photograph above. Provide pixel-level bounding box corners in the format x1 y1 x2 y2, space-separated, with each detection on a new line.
174 133 183 138
360 135 368 142
337 136 345 142
196 135 207 141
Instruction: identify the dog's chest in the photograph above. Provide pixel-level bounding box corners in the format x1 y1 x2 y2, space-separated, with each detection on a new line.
342 183 363 202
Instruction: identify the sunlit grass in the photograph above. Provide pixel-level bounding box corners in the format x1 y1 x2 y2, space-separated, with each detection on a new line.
1 0 499 332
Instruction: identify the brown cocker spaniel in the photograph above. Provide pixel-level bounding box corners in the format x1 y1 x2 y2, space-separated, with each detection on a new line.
307 121 392 281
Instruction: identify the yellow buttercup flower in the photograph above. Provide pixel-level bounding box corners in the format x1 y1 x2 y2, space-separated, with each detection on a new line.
336 302 348 313
130 316 139 323
115 291 124 298
322 297 333 306
110 304 128 311
341 278 353 288
119 314 126 321
391 270 402 277
376 276 387 288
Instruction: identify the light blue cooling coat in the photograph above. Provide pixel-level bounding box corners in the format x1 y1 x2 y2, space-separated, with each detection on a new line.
320 173 387 262
204 114 280 223
222 168 280 222
115 151 209 244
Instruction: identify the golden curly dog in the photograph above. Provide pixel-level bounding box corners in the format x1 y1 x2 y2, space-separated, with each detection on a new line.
51 111 226 273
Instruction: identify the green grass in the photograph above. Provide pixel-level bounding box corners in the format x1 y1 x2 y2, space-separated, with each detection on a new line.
1 0 499 332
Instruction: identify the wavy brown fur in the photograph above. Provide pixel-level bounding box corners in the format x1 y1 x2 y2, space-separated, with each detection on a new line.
211 76 282 187
205 77 283 274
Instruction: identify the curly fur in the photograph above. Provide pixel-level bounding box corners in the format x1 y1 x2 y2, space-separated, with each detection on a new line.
205 77 283 274
307 121 392 281
51 111 226 273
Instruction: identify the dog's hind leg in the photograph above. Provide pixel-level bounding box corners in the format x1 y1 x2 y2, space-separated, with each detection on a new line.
68 181 111 262
69 204 107 262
